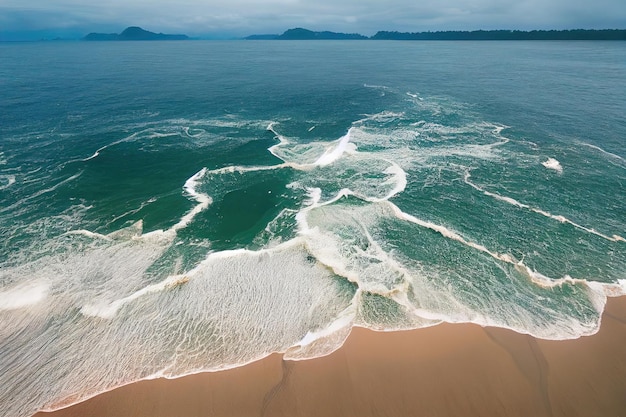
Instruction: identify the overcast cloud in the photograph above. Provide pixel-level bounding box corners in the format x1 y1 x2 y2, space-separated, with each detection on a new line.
1 0 625 38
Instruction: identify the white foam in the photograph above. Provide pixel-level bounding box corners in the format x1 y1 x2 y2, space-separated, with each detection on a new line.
305 187 322 206
363 83 391 91
542 157 563 173
267 125 370 171
492 124 508 135
80 301 122 319
313 128 355 166
267 122 290 159
63 230 112 241
81 274 190 319
203 163 289 176
182 126 205 138
82 151 100 161
296 303 356 347
0 281 49 311
78 237 340 320
0 171 83 214
169 168 212 232
580 143 625 163
146 131 177 140
386 201 519 265
0 175 16 190
298 200 416 297
296 196 610 340
106 198 157 227
81 132 140 162
522 269 609 316
354 111 404 124
517 266 581 288
464 171 624 243
378 162 407 201
512 262 623 316
295 202 360 284
587 280 626 298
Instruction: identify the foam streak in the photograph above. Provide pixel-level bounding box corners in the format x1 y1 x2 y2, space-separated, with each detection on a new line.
0 172 83 214
385 201 518 265
580 142 625 163
313 128 354 166
169 168 212 233
464 172 625 242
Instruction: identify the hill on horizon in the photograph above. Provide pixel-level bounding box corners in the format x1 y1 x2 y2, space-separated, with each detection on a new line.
245 27 367 40
245 27 626 41
83 26 189 41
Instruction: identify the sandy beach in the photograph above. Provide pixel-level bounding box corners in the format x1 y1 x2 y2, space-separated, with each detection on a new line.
35 296 626 417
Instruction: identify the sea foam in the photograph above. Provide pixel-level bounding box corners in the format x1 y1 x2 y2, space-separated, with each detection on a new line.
0 281 49 311
0 175 16 190
542 157 563 173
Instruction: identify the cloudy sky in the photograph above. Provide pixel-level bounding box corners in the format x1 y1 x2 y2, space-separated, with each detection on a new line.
1 0 625 38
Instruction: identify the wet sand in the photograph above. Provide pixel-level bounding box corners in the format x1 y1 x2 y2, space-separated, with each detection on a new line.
35 296 626 417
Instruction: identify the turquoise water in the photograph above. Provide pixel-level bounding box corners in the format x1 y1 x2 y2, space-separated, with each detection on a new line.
1 40 625 416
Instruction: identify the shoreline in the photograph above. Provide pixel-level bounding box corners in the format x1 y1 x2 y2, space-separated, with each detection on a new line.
35 295 626 417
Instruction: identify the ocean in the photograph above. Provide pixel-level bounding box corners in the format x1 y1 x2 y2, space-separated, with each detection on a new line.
1 40 625 416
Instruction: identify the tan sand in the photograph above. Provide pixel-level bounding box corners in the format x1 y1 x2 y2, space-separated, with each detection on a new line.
35 296 626 417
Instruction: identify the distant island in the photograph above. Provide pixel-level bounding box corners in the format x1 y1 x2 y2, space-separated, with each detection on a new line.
247 28 626 41
245 28 367 40
79 26 626 42
371 29 626 40
84 26 189 41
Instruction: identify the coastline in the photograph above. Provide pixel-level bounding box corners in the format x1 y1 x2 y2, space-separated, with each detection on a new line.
35 295 626 417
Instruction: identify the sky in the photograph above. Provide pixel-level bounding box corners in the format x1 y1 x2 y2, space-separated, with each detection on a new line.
1 0 625 39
